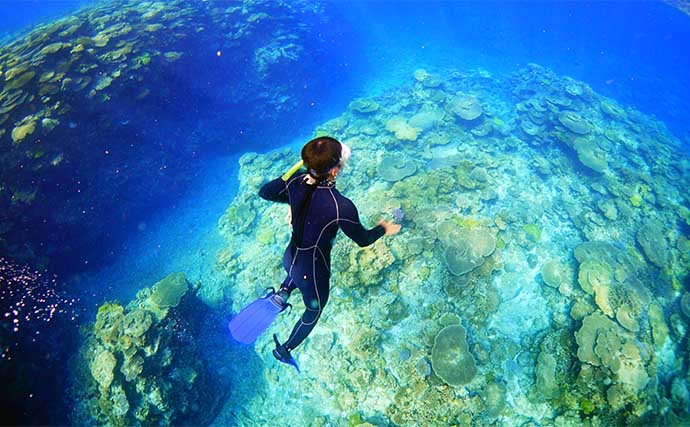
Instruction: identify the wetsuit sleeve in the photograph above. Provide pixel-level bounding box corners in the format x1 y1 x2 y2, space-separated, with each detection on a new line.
258 177 290 203
338 197 385 247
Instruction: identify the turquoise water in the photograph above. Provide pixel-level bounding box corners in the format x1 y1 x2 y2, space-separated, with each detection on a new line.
1 1 690 426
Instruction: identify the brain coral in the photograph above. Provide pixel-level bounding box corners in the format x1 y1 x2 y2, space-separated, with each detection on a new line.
431 324 477 386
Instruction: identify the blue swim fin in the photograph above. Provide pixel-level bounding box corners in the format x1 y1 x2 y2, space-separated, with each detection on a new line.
228 291 289 344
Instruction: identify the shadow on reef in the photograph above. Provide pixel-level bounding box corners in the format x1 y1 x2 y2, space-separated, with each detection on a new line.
68 272 265 427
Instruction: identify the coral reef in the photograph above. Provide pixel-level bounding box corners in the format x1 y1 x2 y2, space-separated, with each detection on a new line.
69 273 230 426
209 64 690 426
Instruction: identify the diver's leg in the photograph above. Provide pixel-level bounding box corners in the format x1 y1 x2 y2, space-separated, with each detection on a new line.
283 274 330 351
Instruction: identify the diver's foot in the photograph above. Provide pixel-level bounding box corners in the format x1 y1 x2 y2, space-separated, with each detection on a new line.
273 334 300 373
267 290 290 312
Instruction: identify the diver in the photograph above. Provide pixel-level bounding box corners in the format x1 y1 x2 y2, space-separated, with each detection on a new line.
227 136 400 371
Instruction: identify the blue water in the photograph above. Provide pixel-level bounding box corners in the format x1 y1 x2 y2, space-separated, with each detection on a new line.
1 0 689 425
0 0 94 40
334 1 690 137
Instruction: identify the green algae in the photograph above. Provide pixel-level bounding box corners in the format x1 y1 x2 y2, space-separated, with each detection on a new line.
523 223 542 242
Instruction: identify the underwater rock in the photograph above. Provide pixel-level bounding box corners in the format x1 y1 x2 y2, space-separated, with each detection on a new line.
431 324 476 386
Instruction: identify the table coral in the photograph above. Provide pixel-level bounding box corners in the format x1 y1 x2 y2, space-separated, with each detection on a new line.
443 227 496 276
431 324 477 386
385 116 421 140
558 110 591 134
575 312 652 411
541 259 566 288
377 153 417 182
148 272 188 310
636 218 669 268
573 138 608 173
450 93 483 121
349 98 379 114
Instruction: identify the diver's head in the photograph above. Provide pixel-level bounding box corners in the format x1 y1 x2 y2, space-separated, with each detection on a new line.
301 136 350 179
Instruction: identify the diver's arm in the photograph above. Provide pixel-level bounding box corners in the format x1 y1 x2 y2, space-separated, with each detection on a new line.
258 177 290 203
338 197 385 247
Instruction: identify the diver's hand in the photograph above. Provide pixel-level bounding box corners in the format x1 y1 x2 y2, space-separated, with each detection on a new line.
378 219 401 236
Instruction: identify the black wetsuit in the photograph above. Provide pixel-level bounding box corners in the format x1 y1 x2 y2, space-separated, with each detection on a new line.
259 173 385 351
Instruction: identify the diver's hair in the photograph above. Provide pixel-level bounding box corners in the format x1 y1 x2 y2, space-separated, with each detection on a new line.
301 136 342 177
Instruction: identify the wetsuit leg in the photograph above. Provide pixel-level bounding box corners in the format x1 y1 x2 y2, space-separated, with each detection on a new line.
282 247 330 351
283 277 330 351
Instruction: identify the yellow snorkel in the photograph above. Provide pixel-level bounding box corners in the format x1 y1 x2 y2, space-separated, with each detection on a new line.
281 159 304 181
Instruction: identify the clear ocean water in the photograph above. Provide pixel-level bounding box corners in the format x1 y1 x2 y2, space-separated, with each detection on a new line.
1 1 690 426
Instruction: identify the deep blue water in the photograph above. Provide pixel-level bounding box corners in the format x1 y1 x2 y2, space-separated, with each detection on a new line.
0 0 94 40
1 0 689 425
